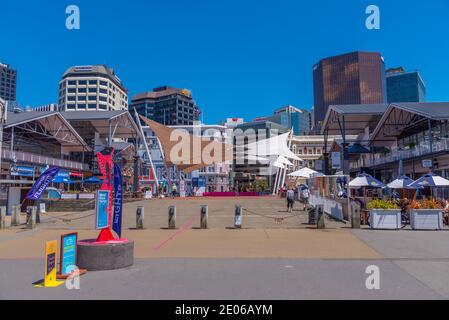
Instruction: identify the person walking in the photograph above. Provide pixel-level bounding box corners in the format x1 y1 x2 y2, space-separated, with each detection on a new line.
286 187 295 213
171 184 178 199
301 186 310 211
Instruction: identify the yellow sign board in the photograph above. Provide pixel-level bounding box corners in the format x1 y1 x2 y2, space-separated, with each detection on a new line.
35 240 64 288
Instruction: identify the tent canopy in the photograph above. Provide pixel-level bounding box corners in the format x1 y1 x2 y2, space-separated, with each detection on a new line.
288 167 318 178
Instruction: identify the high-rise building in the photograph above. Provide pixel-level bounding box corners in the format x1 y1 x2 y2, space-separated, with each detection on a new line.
253 105 310 135
131 86 199 126
386 67 426 103
0 62 17 102
273 105 310 135
313 51 387 131
58 65 128 112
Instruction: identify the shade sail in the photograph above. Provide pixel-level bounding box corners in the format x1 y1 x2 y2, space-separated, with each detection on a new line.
140 115 234 173
246 132 302 161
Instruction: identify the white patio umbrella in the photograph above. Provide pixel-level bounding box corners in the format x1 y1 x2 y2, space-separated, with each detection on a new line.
288 167 318 179
387 176 417 189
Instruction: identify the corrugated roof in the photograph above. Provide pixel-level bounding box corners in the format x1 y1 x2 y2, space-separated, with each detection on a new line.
390 102 449 120
328 103 388 115
5 111 58 127
61 110 129 121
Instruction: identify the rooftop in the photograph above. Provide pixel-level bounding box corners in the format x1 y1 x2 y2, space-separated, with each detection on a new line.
61 64 126 90
132 86 193 101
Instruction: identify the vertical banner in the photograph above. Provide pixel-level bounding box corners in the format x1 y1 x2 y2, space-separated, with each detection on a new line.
113 163 123 238
26 166 60 200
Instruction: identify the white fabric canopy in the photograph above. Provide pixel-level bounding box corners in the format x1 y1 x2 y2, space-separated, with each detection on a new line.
276 155 294 166
245 132 302 161
288 167 318 178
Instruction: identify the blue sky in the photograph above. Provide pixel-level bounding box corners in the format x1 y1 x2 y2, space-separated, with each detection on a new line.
1 0 449 123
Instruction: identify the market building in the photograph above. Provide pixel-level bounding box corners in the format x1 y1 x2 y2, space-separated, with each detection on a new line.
0 111 91 213
0 110 142 213
321 102 449 183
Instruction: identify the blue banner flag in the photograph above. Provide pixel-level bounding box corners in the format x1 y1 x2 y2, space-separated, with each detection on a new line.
112 163 123 237
26 166 60 200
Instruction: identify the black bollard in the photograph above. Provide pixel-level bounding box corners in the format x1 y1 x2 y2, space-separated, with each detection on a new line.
136 206 144 229
234 205 242 229
200 205 208 229
0 206 6 229
168 206 176 229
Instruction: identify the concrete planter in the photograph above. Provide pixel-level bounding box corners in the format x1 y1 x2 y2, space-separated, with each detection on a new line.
410 210 444 230
369 209 402 230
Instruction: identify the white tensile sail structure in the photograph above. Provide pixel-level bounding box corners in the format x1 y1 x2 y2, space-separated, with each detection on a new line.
244 131 302 194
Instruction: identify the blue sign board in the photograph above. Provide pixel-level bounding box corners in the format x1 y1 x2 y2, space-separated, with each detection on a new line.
60 233 78 275
10 165 35 177
95 190 110 230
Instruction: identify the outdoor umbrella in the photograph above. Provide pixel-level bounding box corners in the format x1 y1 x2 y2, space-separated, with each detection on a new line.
288 167 318 179
349 173 385 209
52 176 71 183
82 177 103 184
407 173 449 199
387 176 417 189
349 173 386 189
407 173 449 188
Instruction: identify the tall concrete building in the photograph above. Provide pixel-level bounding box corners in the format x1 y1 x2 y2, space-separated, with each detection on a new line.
58 65 128 112
0 62 17 102
386 67 426 103
131 86 199 126
313 51 387 131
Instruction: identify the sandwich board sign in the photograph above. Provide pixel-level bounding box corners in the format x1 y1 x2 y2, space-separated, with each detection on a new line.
34 240 64 288
95 190 110 230
59 233 77 276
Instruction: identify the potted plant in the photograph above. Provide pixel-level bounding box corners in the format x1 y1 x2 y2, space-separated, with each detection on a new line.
410 199 444 230
367 199 401 230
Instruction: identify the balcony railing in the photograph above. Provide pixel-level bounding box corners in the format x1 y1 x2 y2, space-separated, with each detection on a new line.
1 149 90 171
365 140 449 167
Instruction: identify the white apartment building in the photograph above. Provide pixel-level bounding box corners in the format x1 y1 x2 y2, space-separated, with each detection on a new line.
58 65 128 112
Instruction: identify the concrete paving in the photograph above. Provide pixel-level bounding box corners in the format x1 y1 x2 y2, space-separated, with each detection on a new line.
1 197 449 299
0 259 443 300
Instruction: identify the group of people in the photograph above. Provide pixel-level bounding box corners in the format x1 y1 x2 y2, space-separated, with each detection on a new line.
282 185 310 213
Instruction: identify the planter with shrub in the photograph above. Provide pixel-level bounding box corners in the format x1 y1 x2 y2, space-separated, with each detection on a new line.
367 199 401 230
410 200 444 230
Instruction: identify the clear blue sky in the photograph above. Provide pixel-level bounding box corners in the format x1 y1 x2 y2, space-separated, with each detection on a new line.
1 0 448 123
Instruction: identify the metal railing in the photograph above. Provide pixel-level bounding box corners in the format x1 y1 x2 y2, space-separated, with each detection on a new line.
365 140 449 167
1 149 90 171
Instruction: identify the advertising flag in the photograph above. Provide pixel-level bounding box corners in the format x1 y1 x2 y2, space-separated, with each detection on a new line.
26 166 60 200
112 163 123 237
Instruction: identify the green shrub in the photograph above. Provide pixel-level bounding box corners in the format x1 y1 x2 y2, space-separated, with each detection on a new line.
367 199 399 210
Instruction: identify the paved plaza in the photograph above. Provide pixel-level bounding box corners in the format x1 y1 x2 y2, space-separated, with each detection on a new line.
1 197 449 300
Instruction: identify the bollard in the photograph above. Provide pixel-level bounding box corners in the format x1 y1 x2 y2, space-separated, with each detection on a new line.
234 205 242 229
0 207 6 229
36 202 43 224
351 201 361 229
136 206 144 230
26 206 37 229
168 206 176 229
11 205 21 226
200 205 208 229
308 207 317 225
316 205 325 229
